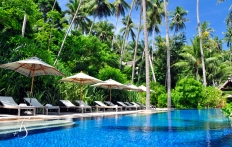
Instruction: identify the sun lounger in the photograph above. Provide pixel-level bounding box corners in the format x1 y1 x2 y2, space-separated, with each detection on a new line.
117 101 137 110
94 101 122 112
24 98 60 115
0 96 35 116
60 100 91 113
124 102 140 110
131 102 145 109
75 100 92 113
136 102 146 109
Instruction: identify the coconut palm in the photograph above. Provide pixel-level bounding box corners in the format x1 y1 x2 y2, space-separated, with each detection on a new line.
173 37 202 80
92 20 114 42
87 0 113 35
223 27 232 66
141 0 151 110
196 0 207 86
163 0 171 109
169 6 189 36
200 21 214 40
54 0 83 65
65 0 91 34
119 15 136 68
111 0 130 48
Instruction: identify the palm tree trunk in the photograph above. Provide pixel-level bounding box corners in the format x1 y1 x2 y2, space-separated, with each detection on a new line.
120 0 135 69
142 0 150 110
89 16 96 35
164 0 171 110
149 55 156 82
196 0 207 86
48 0 57 50
151 29 154 61
54 0 82 65
132 7 142 83
111 15 119 49
138 51 145 84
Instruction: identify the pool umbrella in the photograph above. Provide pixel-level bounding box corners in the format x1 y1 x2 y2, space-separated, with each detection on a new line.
91 79 126 101
59 71 102 100
123 84 143 102
138 85 153 92
0 56 65 103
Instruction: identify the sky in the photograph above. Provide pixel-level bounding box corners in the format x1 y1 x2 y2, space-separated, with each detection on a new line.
57 0 232 49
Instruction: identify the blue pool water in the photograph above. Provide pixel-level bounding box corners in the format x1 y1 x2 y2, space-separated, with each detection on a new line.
0 109 232 147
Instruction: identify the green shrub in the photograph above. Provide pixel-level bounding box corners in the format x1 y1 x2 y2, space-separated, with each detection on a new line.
150 82 166 106
172 77 204 108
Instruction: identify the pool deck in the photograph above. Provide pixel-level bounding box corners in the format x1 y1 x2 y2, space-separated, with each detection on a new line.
0 108 169 122
0 108 170 134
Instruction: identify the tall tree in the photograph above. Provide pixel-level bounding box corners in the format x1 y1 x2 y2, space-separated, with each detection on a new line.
65 0 91 34
141 0 150 110
87 0 112 35
196 0 207 86
112 0 130 48
169 6 189 36
119 15 136 67
164 0 171 109
119 0 135 69
54 0 83 65
92 20 114 43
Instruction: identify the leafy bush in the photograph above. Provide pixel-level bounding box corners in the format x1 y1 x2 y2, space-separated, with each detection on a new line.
150 82 166 106
200 86 224 108
172 78 204 108
222 103 232 117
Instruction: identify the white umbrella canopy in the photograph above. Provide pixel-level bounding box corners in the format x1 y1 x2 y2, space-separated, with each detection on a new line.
59 71 102 100
91 79 126 101
123 83 143 102
138 85 153 92
123 83 143 92
0 56 65 96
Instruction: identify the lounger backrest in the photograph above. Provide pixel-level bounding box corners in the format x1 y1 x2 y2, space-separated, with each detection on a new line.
137 102 146 107
131 102 140 106
76 100 89 107
24 98 43 106
95 101 107 106
124 102 133 106
0 96 18 106
60 100 76 106
117 101 127 106
105 101 115 106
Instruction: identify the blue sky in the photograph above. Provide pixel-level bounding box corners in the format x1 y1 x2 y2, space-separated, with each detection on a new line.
57 0 231 49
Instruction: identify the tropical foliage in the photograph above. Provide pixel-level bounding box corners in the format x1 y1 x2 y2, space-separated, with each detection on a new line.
0 0 231 111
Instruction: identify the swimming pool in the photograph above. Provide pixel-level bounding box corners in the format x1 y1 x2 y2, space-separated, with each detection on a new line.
0 109 232 147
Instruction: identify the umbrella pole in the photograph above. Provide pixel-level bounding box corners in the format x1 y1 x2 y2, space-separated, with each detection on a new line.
30 76 34 94
30 69 35 105
80 83 82 101
110 87 112 102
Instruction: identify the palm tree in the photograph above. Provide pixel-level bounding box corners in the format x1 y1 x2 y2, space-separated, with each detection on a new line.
54 0 83 65
145 0 163 83
223 27 232 66
173 37 203 80
119 0 136 69
119 15 136 67
112 0 130 48
164 0 171 109
87 0 113 35
141 0 150 110
196 0 207 86
169 6 189 36
65 0 91 34
200 21 214 40
92 20 114 42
